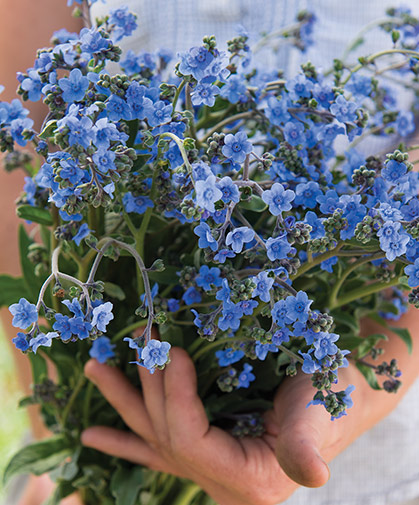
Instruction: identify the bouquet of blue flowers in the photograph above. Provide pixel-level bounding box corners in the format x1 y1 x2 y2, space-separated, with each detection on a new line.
2 2 419 503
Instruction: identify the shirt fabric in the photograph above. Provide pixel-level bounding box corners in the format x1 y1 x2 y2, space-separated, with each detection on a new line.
90 2 419 504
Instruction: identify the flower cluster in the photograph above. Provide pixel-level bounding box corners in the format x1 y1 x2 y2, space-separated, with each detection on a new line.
3 3 419 434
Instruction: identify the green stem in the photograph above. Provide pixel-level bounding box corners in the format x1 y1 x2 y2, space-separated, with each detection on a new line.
328 251 385 308
342 48 419 85
332 276 400 309
112 320 147 342
51 207 60 312
82 381 94 429
159 132 194 182
291 242 344 280
172 482 201 505
62 372 86 428
200 112 253 142
185 83 197 141
172 79 186 114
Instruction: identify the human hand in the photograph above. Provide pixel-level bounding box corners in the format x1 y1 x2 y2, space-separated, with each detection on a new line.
81 345 365 505
16 474 82 505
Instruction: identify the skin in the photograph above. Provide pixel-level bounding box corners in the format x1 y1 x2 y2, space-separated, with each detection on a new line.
82 313 419 505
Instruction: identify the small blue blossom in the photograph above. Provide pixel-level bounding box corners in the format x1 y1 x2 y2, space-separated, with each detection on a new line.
221 131 252 164
396 111 415 137
182 286 202 305
272 328 291 345
195 175 223 213
167 298 180 312
304 211 325 239
219 75 247 103
405 258 419 287
21 71 43 102
72 223 92 246
285 291 312 323
216 278 231 303
91 302 114 332
92 149 116 174
147 101 172 127
329 95 357 123
239 299 258 315
218 301 243 331
69 317 92 340
262 183 295 215
236 363 255 388
382 160 408 184
283 121 305 146
123 192 154 214
109 6 137 41
226 226 255 253
58 68 89 103
29 332 58 354
89 336 116 363
191 83 219 107
271 299 293 327
62 298 84 318
13 333 30 352
265 95 291 125
53 314 73 341
141 339 171 373
215 348 244 367
313 332 339 359
214 248 236 263
265 235 292 261
194 222 218 251
255 342 278 361
216 176 240 203
320 256 338 273
195 265 222 291
252 271 274 303
294 182 322 209
9 298 38 329
299 350 321 373
106 95 133 122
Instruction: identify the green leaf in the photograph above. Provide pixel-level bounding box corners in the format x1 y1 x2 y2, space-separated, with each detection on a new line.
0 275 29 307
398 275 411 290
28 352 48 384
390 326 413 354
3 436 73 485
110 466 144 505
356 362 382 390
357 333 388 359
19 225 44 303
17 205 53 226
377 301 399 315
104 282 126 301
41 481 77 505
38 120 57 140
330 310 360 333
148 265 179 285
239 196 268 213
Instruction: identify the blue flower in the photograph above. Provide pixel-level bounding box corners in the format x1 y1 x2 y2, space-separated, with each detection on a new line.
191 83 219 107
21 71 43 102
12 332 30 352
89 336 116 363
283 121 305 146
141 339 171 373
382 160 408 184
215 348 244 367
65 116 95 148
182 287 202 305
9 298 38 329
265 235 292 261
123 192 154 214
405 258 419 287
262 183 295 216
221 131 252 164
265 95 291 125
147 101 172 127
219 75 247 103
178 46 214 81
320 256 338 273
218 301 243 331
214 248 236 263
271 299 293 327
272 328 291 345
59 68 89 103
329 95 357 123
255 342 278 361
29 332 58 354
294 181 322 209
304 211 325 239
191 161 213 181
194 222 218 251
313 332 339 359
10 118 34 147
91 302 114 332
167 298 180 312
109 6 137 41
53 314 73 341
287 74 313 100
239 299 258 315
72 223 92 246
106 95 133 122
195 265 222 291
345 74 372 100
285 291 312 323
252 271 274 303
236 363 255 388
216 176 240 203
92 149 116 174
396 111 415 137
195 175 223 213
316 190 341 214
69 317 92 340
312 82 335 107
216 278 231 303
226 226 255 253
299 350 321 373
62 298 84 318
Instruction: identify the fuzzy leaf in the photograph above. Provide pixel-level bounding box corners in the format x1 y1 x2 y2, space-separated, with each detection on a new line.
239 196 268 213
17 205 53 226
356 362 382 390
110 466 144 505
390 326 413 354
0 275 29 307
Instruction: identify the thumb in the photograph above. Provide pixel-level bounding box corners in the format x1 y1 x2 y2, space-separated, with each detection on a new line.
276 418 330 487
